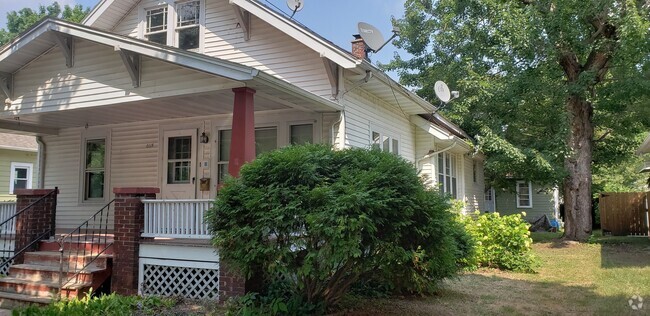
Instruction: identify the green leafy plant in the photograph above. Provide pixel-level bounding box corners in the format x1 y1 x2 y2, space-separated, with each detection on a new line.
208 145 472 312
460 212 538 273
12 293 177 316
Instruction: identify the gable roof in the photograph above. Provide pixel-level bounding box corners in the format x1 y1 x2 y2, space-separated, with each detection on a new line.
82 0 436 115
0 18 343 115
0 133 37 151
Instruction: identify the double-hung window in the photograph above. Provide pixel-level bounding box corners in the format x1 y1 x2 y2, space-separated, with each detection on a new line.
217 127 278 184
437 152 458 198
176 1 200 50
516 181 533 208
290 124 313 145
371 129 399 154
142 1 202 50
9 162 32 194
84 139 106 200
145 7 168 45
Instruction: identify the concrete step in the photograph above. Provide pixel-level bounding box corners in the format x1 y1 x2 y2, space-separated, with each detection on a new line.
0 291 51 309
38 241 114 255
23 251 111 270
9 263 103 284
0 277 89 298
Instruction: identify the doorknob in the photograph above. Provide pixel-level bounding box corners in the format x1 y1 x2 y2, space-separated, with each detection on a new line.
192 177 196 184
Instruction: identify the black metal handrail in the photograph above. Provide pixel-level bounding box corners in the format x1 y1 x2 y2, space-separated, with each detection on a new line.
57 199 115 297
0 189 58 273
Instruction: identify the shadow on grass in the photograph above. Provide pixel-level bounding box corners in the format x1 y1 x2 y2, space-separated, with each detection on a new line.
532 231 650 268
344 273 646 316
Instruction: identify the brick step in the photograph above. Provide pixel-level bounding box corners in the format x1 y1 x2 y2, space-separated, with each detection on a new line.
0 277 89 298
0 291 51 309
39 241 114 255
24 251 111 270
9 263 104 284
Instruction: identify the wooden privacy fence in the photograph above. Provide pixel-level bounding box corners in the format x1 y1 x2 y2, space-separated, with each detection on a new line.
599 192 650 236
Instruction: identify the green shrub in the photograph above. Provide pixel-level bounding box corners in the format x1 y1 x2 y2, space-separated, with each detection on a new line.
460 212 538 272
207 145 471 312
13 293 175 316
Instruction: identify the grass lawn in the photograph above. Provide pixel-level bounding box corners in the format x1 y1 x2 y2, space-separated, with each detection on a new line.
347 231 650 316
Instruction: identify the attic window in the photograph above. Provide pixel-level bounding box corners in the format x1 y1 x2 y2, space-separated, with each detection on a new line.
176 1 200 50
145 7 168 45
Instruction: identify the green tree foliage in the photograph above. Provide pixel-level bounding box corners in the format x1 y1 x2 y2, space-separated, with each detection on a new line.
0 2 89 46
387 0 650 241
207 145 471 312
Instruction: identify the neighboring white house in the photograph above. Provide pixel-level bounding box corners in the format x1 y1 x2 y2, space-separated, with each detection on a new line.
0 0 485 300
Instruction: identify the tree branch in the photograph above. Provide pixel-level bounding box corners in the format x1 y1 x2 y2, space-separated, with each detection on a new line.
594 129 612 142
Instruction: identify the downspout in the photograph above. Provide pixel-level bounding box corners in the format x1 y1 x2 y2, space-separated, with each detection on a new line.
331 111 344 149
36 136 45 189
416 139 457 166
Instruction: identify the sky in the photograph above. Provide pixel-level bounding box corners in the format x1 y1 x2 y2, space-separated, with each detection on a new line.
0 0 409 71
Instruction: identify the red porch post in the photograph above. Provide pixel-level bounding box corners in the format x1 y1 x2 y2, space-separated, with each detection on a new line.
228 87 256 177
111 187 159 295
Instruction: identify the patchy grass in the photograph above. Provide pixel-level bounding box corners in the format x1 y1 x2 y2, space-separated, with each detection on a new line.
346 231 650 316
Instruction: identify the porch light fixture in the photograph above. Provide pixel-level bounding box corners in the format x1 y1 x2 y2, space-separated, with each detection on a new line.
200 131 209 143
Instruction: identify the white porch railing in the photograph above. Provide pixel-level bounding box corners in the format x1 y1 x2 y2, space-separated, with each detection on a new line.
0 202 16 235
142 199 212 239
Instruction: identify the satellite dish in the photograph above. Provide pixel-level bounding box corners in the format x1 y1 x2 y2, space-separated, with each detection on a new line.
434 81 451 103
358 22 386 52
286 0 304 18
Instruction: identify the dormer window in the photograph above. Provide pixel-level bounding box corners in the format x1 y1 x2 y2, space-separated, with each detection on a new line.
145 7 168 45
176 1 200 50
140 1 203 51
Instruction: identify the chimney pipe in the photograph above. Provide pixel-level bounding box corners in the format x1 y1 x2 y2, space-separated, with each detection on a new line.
351 34 369 60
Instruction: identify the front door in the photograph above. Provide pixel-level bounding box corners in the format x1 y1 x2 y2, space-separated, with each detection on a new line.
162 129 197 199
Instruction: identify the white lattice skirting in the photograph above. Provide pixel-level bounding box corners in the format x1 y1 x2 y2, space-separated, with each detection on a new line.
139 258 220 299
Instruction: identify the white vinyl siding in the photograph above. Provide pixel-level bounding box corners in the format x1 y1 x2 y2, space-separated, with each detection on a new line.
110 0 332 98
342 91 415 162
12 39 238 115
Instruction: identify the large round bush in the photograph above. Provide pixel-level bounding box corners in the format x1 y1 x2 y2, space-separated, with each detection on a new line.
207 145 470 311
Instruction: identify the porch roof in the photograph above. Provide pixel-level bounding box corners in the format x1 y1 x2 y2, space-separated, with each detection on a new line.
0 19 342 134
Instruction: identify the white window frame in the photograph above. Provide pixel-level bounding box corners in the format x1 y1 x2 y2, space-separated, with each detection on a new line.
516 181 533 208
370 126 400 155
9 162 32 194
139 0 205 52
144 6 169 45
288 121 317 145
437 152 458 199
79 129 111 204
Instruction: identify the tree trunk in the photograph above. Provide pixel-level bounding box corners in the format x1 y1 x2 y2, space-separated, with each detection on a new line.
562 95 594 241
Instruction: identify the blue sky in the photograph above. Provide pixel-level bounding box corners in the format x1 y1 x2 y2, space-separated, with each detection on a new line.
0 0 408 70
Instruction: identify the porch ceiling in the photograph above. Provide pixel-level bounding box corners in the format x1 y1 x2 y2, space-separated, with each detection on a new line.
0 90 290 132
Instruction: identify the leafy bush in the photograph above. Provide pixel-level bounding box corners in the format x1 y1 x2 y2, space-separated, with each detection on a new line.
207 145 471 312
460 212 538 272
13 293 176 316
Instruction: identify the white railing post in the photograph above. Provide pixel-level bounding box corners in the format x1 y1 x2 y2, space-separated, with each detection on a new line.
142 200 212 239
0 202 17 234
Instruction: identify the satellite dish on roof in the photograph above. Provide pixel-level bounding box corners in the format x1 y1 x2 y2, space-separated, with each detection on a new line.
286 0 304 18
358 22 400 53
434 81 451 103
